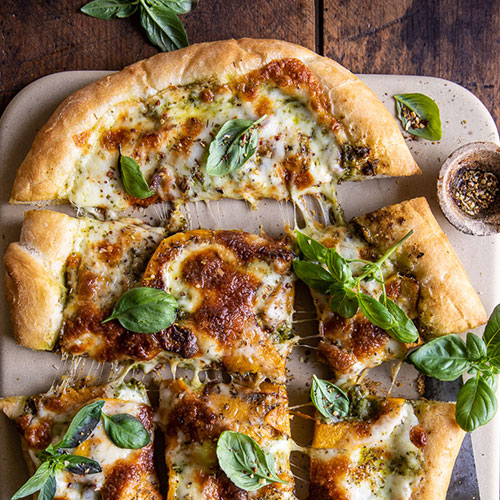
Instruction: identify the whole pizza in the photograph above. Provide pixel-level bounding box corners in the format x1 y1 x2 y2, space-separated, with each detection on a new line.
1 38 492 500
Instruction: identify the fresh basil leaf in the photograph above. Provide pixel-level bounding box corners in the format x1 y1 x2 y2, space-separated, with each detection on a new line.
103 287 178 333
394 93 442 141
216 431 289 491
295 230 327 263
329 287 358 318
482 372 499 392
466 332 487 361
484 304 500 355
81 0 138 19
119 153 155 199
56 401 105 449
62 455 102 475
456 375 497 432
380 297 419 343
103 413 151 449
310 375 350 421
326 249 352 284
206 116 266 176
11 462 53 500
139 2 188 52
488 343 500 370
292 260 335 295
408 335 470 381
38 474 56 500
358 292 394 330
146 0 198 14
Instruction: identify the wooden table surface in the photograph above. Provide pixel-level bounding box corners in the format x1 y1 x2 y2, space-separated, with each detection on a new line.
1 0 499 132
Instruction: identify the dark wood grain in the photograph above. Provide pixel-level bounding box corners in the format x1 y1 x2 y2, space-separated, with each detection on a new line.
323 0 500 130
0 0 315 114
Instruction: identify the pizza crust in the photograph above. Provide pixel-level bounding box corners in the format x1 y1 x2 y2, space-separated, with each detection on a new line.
11 38 418 204
353 197 487 335
413 401 465 500
4 210 79 350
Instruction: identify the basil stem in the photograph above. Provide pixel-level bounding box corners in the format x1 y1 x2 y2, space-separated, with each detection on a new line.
310 375 350 421
216 431 290 491
206 115 266 176
394 93 442 141
103 287 178 333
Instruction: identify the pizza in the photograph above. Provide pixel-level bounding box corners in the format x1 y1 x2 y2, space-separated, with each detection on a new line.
158 377 296 499
1 39 487 500
5 210 295 382
141 228 296 382
4 209 166 355
309 386 465 500
298 197 486 381
0 379 161 500
10 39 418 217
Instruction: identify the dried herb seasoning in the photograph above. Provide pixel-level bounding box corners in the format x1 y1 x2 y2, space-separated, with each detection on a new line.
452 168 498 217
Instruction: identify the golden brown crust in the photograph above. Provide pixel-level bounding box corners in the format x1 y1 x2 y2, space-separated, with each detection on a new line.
4 211 79 350
412 401 465 500
353 197 487 335
11 38 418 203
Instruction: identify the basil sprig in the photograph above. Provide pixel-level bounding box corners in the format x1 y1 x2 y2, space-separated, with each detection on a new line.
216 431 290 491
206 115 266 176
11 399 151 500
81 0 195 52
408 304 500 431
311 375 350 421
394 93 442 141
293 230 419 344
103 287 178 333
119 152 155 199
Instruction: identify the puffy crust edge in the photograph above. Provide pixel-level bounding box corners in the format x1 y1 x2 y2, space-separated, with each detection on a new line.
413 401 465 500
4 210 80 350
353 197 487 335
11 38 418 203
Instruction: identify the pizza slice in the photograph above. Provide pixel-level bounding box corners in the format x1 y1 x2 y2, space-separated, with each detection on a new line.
140 228 296 382
11 39 418 216
1 379 161 500
4 209 166 358
158 377 296 499
5 211 295 382
309 385 465 500
295 197 486 381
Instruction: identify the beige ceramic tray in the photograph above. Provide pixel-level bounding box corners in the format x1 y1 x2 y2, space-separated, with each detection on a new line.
0 71 498 499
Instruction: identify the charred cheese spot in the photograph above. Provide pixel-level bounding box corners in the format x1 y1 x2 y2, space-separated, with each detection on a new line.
142 230 295 381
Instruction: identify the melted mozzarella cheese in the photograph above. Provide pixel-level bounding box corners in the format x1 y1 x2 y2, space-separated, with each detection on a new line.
69 81 342 213
313 402 424 500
